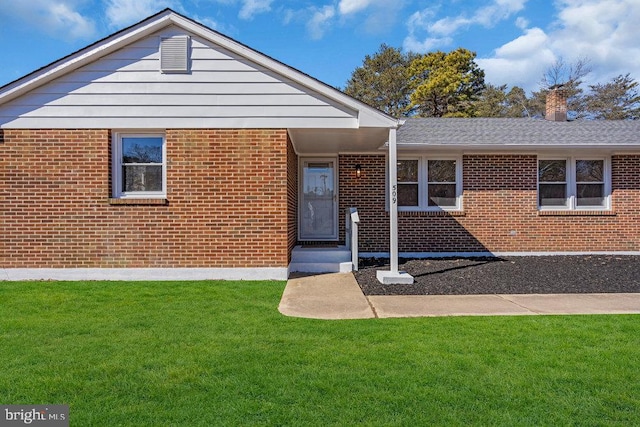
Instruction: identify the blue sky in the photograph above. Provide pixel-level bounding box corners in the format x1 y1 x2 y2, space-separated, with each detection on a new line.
1 0 638 94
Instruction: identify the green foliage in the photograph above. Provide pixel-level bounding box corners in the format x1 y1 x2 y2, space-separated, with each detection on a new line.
1 281 640 425
584 73 640 120
345 47 638 120
475 84 530 117
407 48 485 117
343 44 416 117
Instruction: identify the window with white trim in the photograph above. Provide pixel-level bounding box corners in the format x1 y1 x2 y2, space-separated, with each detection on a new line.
397 157 462 211
538 157 610 210
113 133 166 198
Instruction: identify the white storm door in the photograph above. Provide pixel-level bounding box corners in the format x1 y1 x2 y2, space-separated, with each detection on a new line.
300 158 338 240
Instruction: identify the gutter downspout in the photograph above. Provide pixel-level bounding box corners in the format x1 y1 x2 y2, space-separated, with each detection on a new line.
376 123 414 285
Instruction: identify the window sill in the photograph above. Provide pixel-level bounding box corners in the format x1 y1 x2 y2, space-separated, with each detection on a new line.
109 198 168 206
538 210 615 217
397 210 466 217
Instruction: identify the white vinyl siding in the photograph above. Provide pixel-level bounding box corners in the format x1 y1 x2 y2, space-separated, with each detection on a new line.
0 26 357 129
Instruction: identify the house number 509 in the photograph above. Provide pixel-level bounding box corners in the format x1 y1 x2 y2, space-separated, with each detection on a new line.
392 184 397 205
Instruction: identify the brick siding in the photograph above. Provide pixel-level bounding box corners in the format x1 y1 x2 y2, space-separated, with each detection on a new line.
3 130 639 269
339 154 389 251
0 129 292 268
338 154 640 253
286 134 298 260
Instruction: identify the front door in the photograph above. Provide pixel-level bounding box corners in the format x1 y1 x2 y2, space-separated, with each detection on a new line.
300 158 338 241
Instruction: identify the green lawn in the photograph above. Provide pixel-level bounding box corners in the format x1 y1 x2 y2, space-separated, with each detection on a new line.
0 281 638 426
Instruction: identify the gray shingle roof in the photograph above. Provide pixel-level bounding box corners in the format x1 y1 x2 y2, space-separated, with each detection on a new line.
397 118 640 147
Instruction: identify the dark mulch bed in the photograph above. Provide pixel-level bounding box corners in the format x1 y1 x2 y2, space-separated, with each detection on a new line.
355 255 640 296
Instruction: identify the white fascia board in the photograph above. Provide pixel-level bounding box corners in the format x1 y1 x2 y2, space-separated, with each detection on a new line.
396 143 640 153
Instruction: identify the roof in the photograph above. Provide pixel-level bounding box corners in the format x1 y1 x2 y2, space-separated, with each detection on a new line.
397 118 640 150
0 8 397 130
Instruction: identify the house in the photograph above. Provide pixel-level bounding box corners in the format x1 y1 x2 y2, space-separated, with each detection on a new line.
0 9 403 281
2 9 640 282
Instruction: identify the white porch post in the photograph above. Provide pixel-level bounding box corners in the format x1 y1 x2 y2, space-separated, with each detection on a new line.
389 128 399 274
377 127 414 284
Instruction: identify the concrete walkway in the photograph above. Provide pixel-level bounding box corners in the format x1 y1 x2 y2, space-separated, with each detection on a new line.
278 273 640 320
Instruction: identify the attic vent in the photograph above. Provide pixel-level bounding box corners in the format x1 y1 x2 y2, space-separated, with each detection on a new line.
160 36 190 73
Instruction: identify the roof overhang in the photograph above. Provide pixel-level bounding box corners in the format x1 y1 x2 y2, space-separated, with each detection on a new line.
289 128 391 154
396 143 640 154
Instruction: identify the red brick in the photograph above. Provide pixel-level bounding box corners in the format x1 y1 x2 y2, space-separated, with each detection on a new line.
0 129 294 268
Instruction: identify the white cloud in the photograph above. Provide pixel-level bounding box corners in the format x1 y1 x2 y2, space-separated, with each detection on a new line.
404 0 528 53
190 14 238 35
477 28 555 92
423 0 527 37
207 0 274 20
48 3 95 38
473 0 527 27
306 5 336 40
404 35 453 53
549 0 640 85
338 0 375 15
0 0 96 40
293 0 401 39
515 16 529 30
478 0 640 93
494 27 548 59
105 0 178 28
336 0 404 36
238 0 273 20
427 16 471 36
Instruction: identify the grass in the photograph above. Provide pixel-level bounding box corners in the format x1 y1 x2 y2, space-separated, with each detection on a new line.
1 281 639 426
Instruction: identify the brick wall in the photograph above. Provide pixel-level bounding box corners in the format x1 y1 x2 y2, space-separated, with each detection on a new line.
338 154 640 253
339 154 389 251
286 134 298 260
0 129 291 268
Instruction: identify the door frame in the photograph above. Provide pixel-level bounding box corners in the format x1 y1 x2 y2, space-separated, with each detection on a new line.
298 157 339 241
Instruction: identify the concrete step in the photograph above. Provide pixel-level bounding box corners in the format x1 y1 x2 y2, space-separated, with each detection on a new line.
289 262 354 274
289 246 353 273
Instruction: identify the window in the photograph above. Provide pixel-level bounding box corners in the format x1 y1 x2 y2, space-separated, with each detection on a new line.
576 160 605 207
113 133 166 198
539 160 567 207
397 160 419 206
396 157 462 211
428 160 457 207
538 157 609 210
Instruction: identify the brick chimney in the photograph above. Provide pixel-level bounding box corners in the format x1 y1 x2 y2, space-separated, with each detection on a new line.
545 84 567 121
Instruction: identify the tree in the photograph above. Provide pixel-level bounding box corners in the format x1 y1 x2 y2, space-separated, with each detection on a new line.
343 44 416 117
540 56 591 89
529 57 592 118
505 86 531 117
407 48 485 117
584 74 640 120
474 84 530 117
474 84 508 117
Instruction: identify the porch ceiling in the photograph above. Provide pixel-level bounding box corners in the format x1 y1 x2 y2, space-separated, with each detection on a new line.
288 128 390 154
